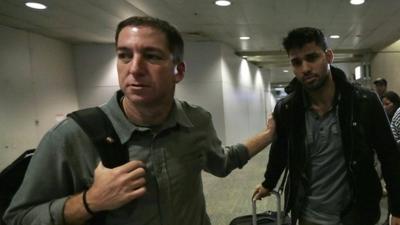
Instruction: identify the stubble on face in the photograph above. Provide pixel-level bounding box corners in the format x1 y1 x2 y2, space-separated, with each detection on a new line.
301 65 330 91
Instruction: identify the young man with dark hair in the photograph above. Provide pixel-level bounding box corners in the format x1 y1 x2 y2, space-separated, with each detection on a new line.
4 16 275 225
253 27 400 225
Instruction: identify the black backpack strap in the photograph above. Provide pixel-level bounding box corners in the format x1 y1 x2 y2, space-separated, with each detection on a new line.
67 107 129 225
67 107 128 168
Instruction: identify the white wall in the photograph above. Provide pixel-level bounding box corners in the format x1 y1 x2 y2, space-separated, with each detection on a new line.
0 25 78 170
220 45 269 144
371 40 400 92
175 42 226 143
73 44 119 108
177 42 271 144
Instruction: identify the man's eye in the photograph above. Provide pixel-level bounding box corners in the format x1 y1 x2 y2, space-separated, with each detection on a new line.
117 52 132 63
144 53 163 62
291 59 302 67
304 53 320 62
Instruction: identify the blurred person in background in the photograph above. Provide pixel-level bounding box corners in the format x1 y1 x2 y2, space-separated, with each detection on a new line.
374 77 388 100
382 91 400 121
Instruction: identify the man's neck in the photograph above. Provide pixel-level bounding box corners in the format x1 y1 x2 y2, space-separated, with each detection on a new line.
122 97 173 126
307 76 336 117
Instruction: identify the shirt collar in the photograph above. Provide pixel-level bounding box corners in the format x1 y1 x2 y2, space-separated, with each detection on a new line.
101 90 193 144
147 99 194 133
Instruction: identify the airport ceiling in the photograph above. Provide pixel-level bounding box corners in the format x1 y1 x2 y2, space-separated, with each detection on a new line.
2 0 400 83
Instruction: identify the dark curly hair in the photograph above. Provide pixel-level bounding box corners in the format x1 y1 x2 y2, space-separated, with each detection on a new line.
283 27 328 54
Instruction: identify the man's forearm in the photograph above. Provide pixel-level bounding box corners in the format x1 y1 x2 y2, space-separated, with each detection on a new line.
244 129 274 157
64 192 92 225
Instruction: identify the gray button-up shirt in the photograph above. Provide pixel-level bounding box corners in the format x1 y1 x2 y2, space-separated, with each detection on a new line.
4 91 249 225
301 95 351 225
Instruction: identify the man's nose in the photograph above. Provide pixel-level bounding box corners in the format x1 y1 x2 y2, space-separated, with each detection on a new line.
128 55 144 74
300 60 312 73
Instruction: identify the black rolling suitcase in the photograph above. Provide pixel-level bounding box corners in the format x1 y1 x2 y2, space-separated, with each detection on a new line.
229 191 291 225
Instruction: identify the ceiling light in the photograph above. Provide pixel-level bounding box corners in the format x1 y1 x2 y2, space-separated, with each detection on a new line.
214 0 231 6
329 35 340 39
283 70 289 73
25 2 47 9
350 0 365 5
240 36 250 40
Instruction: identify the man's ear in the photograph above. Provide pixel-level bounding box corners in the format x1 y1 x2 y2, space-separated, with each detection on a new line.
174 62 185 83
325 49 334 64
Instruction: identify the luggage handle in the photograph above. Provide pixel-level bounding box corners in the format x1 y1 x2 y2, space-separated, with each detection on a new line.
252 190 281 225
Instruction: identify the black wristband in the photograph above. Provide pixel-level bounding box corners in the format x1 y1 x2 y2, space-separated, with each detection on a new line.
82 189 95 215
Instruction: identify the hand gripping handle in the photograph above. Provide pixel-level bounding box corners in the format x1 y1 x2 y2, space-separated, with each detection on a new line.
252 190 281 225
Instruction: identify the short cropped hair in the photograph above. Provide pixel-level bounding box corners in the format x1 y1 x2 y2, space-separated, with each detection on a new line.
115 16 184 63
283 27 328 54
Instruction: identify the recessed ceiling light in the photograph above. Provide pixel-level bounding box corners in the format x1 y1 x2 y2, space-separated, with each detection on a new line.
329 35 340 39
214 0 231 6
240 36 250 40
350 0 365 5
25 2 47 9
283 70 289 73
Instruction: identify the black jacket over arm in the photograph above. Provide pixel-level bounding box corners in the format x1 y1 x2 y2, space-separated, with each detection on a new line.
262 66 400 224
